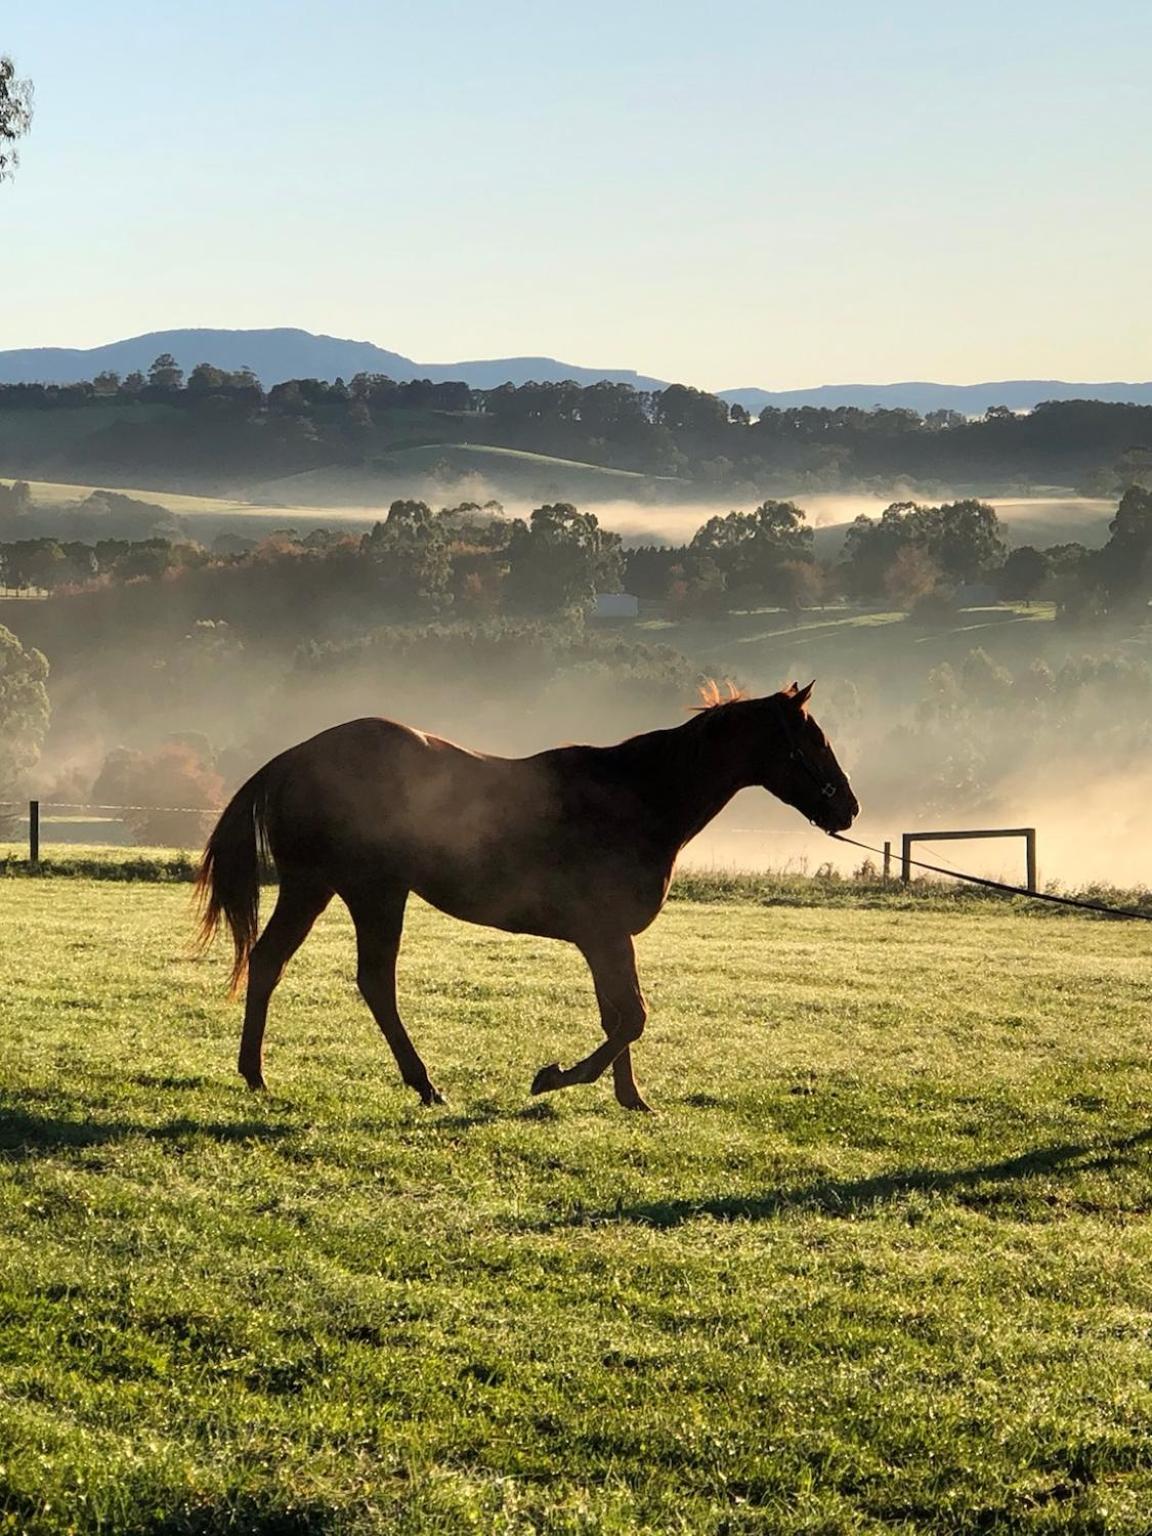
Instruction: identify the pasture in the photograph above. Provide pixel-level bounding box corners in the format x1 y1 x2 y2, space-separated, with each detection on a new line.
2 879 1152 1533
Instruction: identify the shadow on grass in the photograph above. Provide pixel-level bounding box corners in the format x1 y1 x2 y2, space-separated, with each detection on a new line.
0 1098 293 1160
114 1495 342 1536
551 1127 1152 1228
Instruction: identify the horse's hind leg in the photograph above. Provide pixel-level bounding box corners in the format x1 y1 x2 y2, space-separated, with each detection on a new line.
345 886 444 1107
531 934 649 1108
239 871 332 1090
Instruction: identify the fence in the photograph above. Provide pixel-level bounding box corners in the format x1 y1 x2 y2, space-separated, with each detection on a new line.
0 799 220 862
899 827 1038 892
1 803 1041 894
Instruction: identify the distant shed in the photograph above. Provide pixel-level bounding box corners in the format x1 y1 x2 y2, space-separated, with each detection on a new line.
591 592 640 621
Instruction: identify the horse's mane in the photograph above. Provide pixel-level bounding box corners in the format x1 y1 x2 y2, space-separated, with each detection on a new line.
693 679 808 713
693 678 748 711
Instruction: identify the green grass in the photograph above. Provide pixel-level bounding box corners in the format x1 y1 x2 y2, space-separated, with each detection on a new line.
0 406 177 463
5 478 377 532
3 881 1152 1532
636 602 1070 684
4 845 1151 920
15 478 254 518
248 446 682 511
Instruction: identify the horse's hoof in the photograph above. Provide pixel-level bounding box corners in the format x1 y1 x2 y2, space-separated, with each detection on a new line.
531 1063 563 1096
241 1072 266 1092
621 1096 653 1113
420 1086 446 1107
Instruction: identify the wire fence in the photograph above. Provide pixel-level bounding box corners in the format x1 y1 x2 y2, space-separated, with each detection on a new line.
0 799 220 858
0 801 221 815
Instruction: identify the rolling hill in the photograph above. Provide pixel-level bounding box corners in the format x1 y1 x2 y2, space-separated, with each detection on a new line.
0 328 664 392
3 328 1151 413
721 379 1152 413
248 444 684 508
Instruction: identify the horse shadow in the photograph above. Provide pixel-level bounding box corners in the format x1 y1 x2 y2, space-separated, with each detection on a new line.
557 1127 1152 1228
0 1095 293 1160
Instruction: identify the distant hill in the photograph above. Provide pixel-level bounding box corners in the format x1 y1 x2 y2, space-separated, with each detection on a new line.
2 327 1150 413
0 328 664 392
719 379 1152 413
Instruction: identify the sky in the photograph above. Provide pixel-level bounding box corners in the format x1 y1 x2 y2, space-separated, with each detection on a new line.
2 0 1150 391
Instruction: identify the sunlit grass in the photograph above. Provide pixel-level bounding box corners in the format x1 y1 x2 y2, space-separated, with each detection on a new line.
2 882 1152 1532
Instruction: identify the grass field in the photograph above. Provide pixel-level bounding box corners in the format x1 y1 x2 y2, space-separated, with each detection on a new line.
635 600 1074 689
2 880 1152 1533
247 446 682 512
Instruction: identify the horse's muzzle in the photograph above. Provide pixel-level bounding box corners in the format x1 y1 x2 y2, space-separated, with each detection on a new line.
818 792 859 834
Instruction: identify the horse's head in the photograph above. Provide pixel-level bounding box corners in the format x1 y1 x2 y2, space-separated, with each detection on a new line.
759 681 859 834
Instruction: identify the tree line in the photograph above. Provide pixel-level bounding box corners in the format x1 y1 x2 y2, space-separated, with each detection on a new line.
3 353 1152 490
3 486 1150 624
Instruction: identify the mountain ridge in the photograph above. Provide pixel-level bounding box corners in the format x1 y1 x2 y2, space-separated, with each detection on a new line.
2 327 1151 413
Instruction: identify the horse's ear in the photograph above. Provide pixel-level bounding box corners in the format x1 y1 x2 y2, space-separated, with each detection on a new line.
792 680 815 711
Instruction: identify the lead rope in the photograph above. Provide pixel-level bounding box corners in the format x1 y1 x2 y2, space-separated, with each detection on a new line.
827 831 1152 923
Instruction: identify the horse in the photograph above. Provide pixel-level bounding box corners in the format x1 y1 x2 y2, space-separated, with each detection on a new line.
195 680 858 1111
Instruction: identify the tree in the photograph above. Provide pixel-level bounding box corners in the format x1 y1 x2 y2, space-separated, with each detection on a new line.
961 647 1013 706
505 504 623 614
0 623 49 806
186 363 232 396
0 538 68 590
884 545 941 608
924 409 966 431
690 500 813 604
998 546 1050 605
1097 485 1152 610
1043 542 1096 619
651 384 730 438
361 499 452 615
932 500 1006 584
666 552 728 619
92 738 223 846
0 479 31 532
0 56 33 182
841 499 1004 598
148 353 185 393
776 558 827 612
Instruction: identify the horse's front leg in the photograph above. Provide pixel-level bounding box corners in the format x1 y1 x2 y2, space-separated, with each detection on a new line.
531 933 651 1110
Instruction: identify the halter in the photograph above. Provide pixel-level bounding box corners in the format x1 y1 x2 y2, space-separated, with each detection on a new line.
775 701 839 803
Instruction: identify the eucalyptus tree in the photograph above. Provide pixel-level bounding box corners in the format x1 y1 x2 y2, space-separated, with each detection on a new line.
0 55 33 182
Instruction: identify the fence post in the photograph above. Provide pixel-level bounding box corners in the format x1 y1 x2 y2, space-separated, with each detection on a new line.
901 833 912 884
883 840 892 880
1026 828 1037 893
29 800 39 867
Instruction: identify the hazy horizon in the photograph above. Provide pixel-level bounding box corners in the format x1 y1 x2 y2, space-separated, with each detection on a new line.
6 321 1152 394
4 1 1152 390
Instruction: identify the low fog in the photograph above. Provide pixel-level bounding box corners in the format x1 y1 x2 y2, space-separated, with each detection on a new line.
232 486 1117 553
3 478 1146 893
19 606 1152 894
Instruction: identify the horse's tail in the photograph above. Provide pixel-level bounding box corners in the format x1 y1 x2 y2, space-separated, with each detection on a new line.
195 765 275 995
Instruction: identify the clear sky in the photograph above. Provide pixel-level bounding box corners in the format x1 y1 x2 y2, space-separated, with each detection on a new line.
2 0 1150 390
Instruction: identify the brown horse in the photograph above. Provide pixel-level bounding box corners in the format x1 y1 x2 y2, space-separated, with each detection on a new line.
196 681 858 1110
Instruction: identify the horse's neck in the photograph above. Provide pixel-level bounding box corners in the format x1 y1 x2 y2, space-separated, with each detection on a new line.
636 712 760 850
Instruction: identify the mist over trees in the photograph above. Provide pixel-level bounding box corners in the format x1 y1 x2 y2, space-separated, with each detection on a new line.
1 476 1147 841
0 623 49 816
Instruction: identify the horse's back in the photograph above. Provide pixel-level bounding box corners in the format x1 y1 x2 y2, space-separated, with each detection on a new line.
260 717 673 939
266 716 530 866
